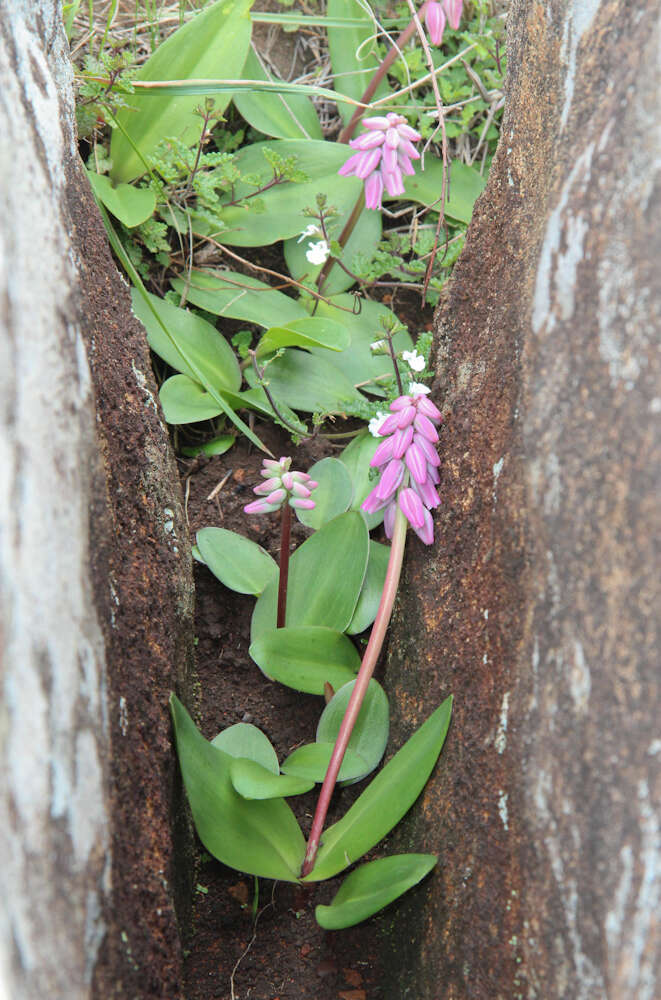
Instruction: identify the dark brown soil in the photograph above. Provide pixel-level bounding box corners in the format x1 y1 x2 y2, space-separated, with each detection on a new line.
180 423 388 1000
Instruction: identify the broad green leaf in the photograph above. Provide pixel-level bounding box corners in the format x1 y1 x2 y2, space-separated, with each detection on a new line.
181 434 235 458
250 626 360 694
216 140 364 246
170 694 304 881
401 159 486 224
294 457 353 530
256 317 350 357
110 0 253 183
197 526 277 596
250 511 369 640
132 289 241 391
283 205 382 296
339 430 384 529
347 540 390 634
160 374 224 424
171 270 307 326
192 543 204 562
309 296 412 397
316 679 389 784
229 758 314 799
244 348 363 413
304 696 453 881
212 722 279 773
87 172 156 227
315 854 438 929
281 742 368 784
233 45 322 140
327 0 390 127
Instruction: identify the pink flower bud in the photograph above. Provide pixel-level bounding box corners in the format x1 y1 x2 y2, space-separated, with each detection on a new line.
371 435 395 467
391 424 415 459
399 487 426 529
364 171 384 210
383 500 397 539
413 432 441 467
265 488 287 505
413 412 439 442
416 395 442 421
375 458 405 501
405 442 428 484
291 482 312 499
361 486 389 514
413 507 435 545
377 412 401 436
396 405 416 429
289 497 316 510
361 115 391 130
244 499 279 515
390 395 413 411
254 476 282 495
350 130 386 151
425 1 446 46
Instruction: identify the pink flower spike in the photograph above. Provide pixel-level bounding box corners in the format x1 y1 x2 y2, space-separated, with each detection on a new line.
362 115 391 130
370 435 395 467
383 500 397 539
364 171 384 210
444 0 463 31
391 424 415 459
416 395 442 421
289 497 315 510
426 1 446 45
375 458 405 500
413 411 439 442
390 395 413 411
350 130 386 151
399 487 426 530
413 507 435 545
405 442 428 484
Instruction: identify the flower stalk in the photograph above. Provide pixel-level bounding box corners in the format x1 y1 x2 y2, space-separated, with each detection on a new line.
302 505 408 877
277 504 291 628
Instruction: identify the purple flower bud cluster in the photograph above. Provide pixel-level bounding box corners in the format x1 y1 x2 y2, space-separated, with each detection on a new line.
362 393 442 545
244 457 318 515
338 113 422 211
425 0 463 46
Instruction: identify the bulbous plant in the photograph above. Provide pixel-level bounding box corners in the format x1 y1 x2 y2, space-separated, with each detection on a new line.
172 363 452 928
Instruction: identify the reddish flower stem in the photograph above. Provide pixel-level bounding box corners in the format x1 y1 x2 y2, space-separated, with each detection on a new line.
277 505 291 628
301 507 408 877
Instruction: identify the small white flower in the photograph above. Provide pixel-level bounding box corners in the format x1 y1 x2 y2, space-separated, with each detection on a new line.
409 382 431 395
305 240 330 266
368 411 388 437
402 349 425 372
297 224 321 243
370 339 388 353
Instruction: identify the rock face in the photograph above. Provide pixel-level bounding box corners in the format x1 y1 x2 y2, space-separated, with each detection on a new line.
382 2 660 998
0 5 194 998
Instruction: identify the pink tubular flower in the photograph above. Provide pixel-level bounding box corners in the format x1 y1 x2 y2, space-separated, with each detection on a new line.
361 392 442 545
244 457 318 515
339 112 421 211
425 0 463 46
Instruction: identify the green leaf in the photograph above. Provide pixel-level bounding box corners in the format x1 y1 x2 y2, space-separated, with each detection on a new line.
283 206 382 296
181 434 235 458
216 140 365 247
249 626 360 694
171 270 307 326
159 374 223 424
245 348 363 413
212 722 279 773
197 526 277 596
250 511 369 640
315 854 438 929
402 159 486 224
233 45 322 140
347 540 390 634
327 0 390 127
256 317 350 357
110 0 254 183
309 296 412 398
316 679 389 784
304 696 453 881
338 431 384 529
170 694 304 881
229 758 314 799
86 172 156 227
294 457 353 530
132 289 241 391
281 742 368 783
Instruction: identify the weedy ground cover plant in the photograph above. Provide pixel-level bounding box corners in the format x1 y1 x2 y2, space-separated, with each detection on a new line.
69 0 505 941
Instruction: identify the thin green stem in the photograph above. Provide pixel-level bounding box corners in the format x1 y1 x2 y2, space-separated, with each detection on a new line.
301 507 408 877
277 505 291 629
